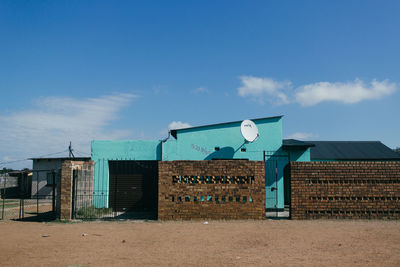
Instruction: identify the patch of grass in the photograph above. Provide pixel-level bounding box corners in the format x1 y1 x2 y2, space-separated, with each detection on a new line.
76 206 112 220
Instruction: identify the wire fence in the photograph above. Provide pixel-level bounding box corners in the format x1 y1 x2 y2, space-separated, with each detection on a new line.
0 171 57 221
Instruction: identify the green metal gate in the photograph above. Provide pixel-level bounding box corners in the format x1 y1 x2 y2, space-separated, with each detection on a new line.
263 151 289 212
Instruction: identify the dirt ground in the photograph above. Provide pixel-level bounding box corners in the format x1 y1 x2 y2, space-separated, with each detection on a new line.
1 220 399 267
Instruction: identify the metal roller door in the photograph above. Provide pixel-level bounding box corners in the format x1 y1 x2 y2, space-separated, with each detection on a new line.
109 161 158 213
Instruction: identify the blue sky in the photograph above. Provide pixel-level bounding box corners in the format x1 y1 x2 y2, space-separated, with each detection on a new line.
1 0 399 169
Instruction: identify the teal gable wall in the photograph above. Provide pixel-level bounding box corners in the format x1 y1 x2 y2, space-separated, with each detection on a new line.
163 117 282 161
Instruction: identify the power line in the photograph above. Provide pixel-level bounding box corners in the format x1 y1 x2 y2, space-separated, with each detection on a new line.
33 149 69 158
0 158 30 166
0 149 69 166
74 150 91 156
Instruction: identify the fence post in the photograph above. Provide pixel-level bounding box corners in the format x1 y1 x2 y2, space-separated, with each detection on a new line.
36 173 39 214
52 171 56 213
2 175 5 220
60 161 74 220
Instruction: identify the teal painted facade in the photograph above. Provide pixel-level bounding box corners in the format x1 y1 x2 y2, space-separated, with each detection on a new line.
91 140 161 207
287 148 311 162
164 116 282 161
91 116 311 209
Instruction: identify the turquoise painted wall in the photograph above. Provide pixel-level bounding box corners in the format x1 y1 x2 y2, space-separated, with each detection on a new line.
163 117 283 161
288 148 311 162
91 140 161 207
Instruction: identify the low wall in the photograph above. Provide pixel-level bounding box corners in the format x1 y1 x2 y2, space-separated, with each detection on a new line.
158 160 265 220
290 161 400 219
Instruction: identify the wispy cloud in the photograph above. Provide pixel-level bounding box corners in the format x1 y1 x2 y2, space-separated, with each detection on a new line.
285 132 316 140
192 87 209 94
237 76 292 105
0 93 137 168
168 121 192 130
295 79 396 106
238 76 396 106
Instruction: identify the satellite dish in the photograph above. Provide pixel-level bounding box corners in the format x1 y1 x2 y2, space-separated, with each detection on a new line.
240 119 259 142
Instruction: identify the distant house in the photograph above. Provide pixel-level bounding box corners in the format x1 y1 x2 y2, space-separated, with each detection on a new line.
0 170 32 199
308 141 400 161
30 157 90 198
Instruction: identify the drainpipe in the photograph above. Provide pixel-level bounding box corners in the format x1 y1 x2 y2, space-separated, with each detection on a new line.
160 131 171 161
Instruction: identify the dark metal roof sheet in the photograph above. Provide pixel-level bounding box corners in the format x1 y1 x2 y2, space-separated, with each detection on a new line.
170 115 283 139
309 141 400 160
282 139 315 149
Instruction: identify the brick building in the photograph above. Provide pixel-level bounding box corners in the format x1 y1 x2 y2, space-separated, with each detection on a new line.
64 116 400 220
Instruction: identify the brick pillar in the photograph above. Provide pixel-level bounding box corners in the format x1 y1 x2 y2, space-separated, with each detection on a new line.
60 161 73 220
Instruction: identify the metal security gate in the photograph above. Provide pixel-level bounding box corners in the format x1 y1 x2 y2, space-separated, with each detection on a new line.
264 151 290 218
0 170 58 221
72 160 158 220
109 161 158 217
109 174 144 212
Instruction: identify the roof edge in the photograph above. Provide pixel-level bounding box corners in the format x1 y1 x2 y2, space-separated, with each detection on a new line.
29 157 91 160
170 115 283 139
282 139 315 149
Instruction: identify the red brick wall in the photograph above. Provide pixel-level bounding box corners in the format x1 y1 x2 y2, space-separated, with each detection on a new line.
158 160 265 220
290 161 400 219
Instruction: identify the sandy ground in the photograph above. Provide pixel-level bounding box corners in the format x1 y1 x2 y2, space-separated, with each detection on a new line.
0 220 400 267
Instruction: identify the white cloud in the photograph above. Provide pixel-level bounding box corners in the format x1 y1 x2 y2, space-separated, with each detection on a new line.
0 93 137 169
192 87 209 94
295 79 396 106
237 76 292 104
168 121 192 130
238 76 396 106
285 132 316 140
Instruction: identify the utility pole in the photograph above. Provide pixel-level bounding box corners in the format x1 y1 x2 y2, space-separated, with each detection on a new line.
68 141 75 158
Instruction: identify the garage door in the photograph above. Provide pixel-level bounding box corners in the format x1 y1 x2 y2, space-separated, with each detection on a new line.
109 161 158 212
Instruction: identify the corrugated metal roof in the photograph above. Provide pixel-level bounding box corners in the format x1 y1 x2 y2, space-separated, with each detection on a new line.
309 141 400 160
283 139 315 149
